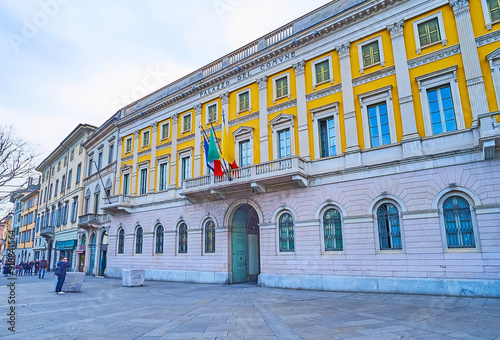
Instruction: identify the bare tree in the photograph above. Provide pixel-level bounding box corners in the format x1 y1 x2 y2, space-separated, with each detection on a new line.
0 125 38 204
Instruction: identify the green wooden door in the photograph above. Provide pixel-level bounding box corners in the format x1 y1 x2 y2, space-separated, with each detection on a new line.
232 210 247 283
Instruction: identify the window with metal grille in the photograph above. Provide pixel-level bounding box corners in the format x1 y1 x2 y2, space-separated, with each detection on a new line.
319 117 336 157
205 220 215 253
362 41 380 67
418 18 441 47
118 229 124 254
377 203 402 250
178 223 187 253
135 227 143 254
443 196 475 248
427 84 456 135
155 225 164 254
239 91 250 112
488 0 500 22
279 213 294 252
368 102 391 147
275 76 288 98
323 208 343 251
315 60 330 84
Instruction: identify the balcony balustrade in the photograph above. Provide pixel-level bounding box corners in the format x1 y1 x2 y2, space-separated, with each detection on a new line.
78 213 103 227
39 226 55 238
478 112 500 160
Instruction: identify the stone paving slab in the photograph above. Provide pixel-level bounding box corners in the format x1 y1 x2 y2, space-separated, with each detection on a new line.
0 275 499 339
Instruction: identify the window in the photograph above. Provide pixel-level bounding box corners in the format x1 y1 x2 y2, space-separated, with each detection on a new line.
70 149 74 161
79 144 83 154
279 213 294 252
118 229 125 254
54 181 59 197
139 168 148 195
88 158 93 177
368 102 391 147
238 91 250 112
207 103 217 123
323 209 343 251
205 220 215 253
377 203 402 250
481 0 500 30
76 163 81 183
125 138 132 153
61 175 66 193
158 162 169 191
427 85 457 135
412 12 447 54
315 60 330 85
84 196 90 214
182 113 192 133
142 130 150 147
275 76 289 100
62 202 69 225
155 225 164 254
97 152 103 170
178 223 187 253
135 227 143 254
239 140 251 167
443 196 475 249
57 162 61 172
70 199 78 223
122 173 130 195
181 156 191 181
161 122 170 140
359 37 384 71
278 129 291 159
108 144 114 164
67 170 72 189
94 193 100 214
319 117 336 157
63 157 67 167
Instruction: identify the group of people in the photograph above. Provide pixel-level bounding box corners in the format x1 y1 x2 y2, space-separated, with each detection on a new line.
2 258 48 278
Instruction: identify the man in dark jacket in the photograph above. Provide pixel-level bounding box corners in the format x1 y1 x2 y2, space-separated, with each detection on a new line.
38 258 47 279
55 257 71 294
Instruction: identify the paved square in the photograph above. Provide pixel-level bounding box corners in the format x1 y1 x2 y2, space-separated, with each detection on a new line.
0 275 499 339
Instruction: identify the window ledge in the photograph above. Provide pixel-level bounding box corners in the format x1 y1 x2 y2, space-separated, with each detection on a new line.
444 248 481 253
273 94 290 103
237 108 251 116
313 79 334 90
417 39 447 54
377 249 405 254
277 251 296 255
487 19 500 30
320 250 345 255
181 129 192 134
360 61 384 74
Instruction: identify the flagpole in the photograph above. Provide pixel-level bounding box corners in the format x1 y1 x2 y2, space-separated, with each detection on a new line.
201 121 231 180
208 113 232 180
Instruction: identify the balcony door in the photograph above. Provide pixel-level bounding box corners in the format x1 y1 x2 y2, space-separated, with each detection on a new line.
231 204 260 283
89 233 96 275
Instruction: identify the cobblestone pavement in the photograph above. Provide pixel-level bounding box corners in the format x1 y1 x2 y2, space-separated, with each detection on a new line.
0 274 499 339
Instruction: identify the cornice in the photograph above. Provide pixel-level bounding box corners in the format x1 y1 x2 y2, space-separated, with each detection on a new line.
267 99 297 115
476 30 500 47
229 111 260 127
306 83 342 102
138 149 151 157
178 134 195 144
156 141 172 151
352 66 396 87
407 44 460 69
121 155 133 162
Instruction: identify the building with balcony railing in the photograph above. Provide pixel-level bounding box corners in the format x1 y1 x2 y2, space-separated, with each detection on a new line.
36 124 97 271
77 114 118 275
96 0 500 296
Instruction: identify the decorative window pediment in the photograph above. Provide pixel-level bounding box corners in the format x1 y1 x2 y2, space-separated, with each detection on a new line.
232 126 254 139
269 113 295 126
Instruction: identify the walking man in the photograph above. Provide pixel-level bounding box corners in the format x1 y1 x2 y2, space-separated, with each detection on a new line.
38 257 47 279
55 257 71 294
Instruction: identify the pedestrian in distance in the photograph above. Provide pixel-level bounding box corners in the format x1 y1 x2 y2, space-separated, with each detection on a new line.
29 261 34 275
55 257 71 294
24 262 29 275
35 260 39 275
38 258 47 279
17 262 23 276
3 262 9 276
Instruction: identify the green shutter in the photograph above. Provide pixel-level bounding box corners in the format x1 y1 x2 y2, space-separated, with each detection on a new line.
418 18 441 47
488 0 500 22
276 77 288 98
315 60 330 84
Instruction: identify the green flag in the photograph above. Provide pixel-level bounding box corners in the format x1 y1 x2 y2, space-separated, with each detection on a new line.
207 132 220 163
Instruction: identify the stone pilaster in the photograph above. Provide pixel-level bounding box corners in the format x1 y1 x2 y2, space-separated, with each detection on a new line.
257 77 269 162
149 122 158 192
169 114 178 189
449 0 489 124
293 60 310 160
193 104 202 177
336 42 361 166
387 20 422 157
115 137 122 194
131 130 139 195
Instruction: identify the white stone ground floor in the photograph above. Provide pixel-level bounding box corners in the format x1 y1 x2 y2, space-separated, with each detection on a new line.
105 155 500 297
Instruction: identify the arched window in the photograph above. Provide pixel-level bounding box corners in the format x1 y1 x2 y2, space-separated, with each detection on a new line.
279 213 294 252
135 227 143 254
377 203 402 250
178 223 187 253
443 196 475 248
204 220 215 253
155 225 164 254
323 208 342 251
118 229 124 254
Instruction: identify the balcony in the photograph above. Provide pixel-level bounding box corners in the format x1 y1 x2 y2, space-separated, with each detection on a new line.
39 226 55 238
478 112 500 160
179 156 309 201
78 213 104 228
101 194 132 214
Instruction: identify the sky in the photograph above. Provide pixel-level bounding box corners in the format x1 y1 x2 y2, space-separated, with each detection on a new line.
0 0 329 211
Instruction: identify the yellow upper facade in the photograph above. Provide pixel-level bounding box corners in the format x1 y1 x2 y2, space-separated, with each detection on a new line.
112 0 500 198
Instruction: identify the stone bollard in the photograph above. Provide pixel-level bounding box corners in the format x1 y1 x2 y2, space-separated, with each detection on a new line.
122 269 145 287
62 272 85 292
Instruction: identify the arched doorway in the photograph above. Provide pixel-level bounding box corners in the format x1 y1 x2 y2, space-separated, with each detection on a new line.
89 233 96 275
99 231 108 276
231 204 260 283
